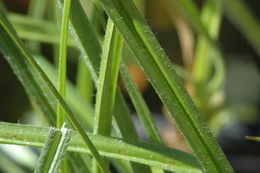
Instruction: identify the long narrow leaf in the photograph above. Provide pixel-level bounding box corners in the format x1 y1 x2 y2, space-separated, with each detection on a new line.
76 57 93 103
193 0 223 86
167 0 225 92
67 0 140 141
0 16 56 125
36 56 94 130
36 56 93 172
7 13 77 46
93 18 123 172
39 55 141 173
4 10 94 173
94 18 122 136
0 122 201 173
66 1 150 172
97 0 233 172
35 124 73 173
57 0 71 128
245 136 260 142
65 0 138 139
0 10 109 173
193 0 225 91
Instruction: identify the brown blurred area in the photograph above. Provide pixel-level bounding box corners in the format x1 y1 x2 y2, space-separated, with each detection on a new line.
3 0 29 13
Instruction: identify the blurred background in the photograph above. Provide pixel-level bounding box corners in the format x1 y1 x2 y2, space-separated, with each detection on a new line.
0 0 259 172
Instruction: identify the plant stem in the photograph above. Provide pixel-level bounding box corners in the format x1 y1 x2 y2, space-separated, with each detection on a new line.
57 0 71 128
93 18 123 173
0 9 110 173
76 57 93 103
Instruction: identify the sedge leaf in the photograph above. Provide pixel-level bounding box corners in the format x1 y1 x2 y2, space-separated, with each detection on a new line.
0 122 201 173
0 10 109 173
35 124 73 173
97 0 233 172
93 18 123 172
65 1 150 172
57 0 71 128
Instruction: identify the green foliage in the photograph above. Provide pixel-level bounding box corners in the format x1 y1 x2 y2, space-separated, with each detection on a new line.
0 122 201 173
0 8 108 173
0 0 258 172
35 124 73 173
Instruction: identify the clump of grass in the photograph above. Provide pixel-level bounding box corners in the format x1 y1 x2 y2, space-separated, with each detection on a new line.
0 0 259 172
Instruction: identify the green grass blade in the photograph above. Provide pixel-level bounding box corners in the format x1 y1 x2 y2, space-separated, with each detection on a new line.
8 13 76 46
67 153 92 173
17 28 75 47
245 136 260 142
5 10 93 173
0 17 56 124
29 55 94 172
111 159 133 173
94 18 122 135
192 0 224 119
57 0 71 128
35 56 93 123
89 0 106 36
67 0 140 142
93 18 123 172
97 0 233 172
76 57 93 103
67 3 149 171
219 0 260 56
37 56 139 173
193 0 223 86
0 10 109 173
65 0 101 81
120 61 163 144
66 1 160 172
36 56 94 130
67 2 155 171
35 124 73 173
192 0 225 94
167 0 225 92
74 1 102 103
0 122 202 173
0 22 91 171
35 128 61 173
8 12 56 33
